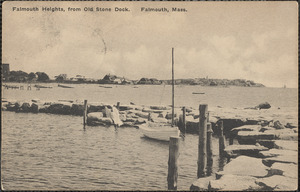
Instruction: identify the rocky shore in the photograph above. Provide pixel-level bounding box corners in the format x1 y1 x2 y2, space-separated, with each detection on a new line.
2 99 297 134
190 123 298 191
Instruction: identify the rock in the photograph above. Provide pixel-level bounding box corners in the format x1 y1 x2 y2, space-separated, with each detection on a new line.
257 102 271 109
231 125 262 135
276 133 298 141
273 140 297 151
118 105 134 111
262 155 297 166
150 105 171 110
217 156 269 178
259 148 297 158
224 144 268 158
209 175 262 191
119 114 126 121
285 122 297 128
269 163 298 178
237 131 275 145
151 116 168 123
124 118 135 122
88 104 105 113
135 111 149 119
39 105 50 113
165 112 177 120
256 175 298 190
273 120 285 129
30 103 39 113
257 140 275 149
214 118 246 136
87 112 104 121
71 104 84 116
21 102 31 112
135 118 146 125
87 112 113 126
120 122 136 127
190 176 214 191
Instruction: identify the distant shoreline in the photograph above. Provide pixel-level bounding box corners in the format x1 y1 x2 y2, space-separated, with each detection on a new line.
3 78 265 87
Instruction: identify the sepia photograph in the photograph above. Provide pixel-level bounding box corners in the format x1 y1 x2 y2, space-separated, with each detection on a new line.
1 1 298 191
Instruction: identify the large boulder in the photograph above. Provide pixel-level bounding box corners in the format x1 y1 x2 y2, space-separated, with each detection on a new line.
149 105 171 110
216 156 269 178
257 102 271 109
190 176 215 191
71 103 84 116
237 131 275 144
209 174 262 191
255 175 298 190
224 144 268 158
259 148 297 158
87 112 112 126
30 103 39 113
262 155 297 166
273 140 297 151
268 163 298 178
21 102 31 112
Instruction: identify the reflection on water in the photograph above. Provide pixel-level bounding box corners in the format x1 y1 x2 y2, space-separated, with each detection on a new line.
2 111 224 190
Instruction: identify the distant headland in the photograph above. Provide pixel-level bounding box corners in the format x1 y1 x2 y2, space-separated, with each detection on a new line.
2 68 265 87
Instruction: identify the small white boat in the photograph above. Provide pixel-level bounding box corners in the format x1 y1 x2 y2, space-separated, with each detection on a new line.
139 48 181 142
139 122 180 141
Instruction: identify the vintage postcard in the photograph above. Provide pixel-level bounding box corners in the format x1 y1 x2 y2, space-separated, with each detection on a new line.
1 1 298 191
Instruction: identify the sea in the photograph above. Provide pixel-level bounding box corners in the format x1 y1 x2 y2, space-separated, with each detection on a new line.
1 83 298 190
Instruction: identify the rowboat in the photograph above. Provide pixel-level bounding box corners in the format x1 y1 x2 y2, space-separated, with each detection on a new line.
139 122 180 141
58 84 74 88
139 48 180 142
34 85 53 88
192 92 205 94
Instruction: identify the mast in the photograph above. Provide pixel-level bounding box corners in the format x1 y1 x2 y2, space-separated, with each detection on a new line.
172 48 174 126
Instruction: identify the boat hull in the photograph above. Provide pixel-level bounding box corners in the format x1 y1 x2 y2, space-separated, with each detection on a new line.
139 124 180 141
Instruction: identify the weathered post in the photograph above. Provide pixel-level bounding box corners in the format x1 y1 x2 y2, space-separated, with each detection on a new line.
116 102 120 110
167 136 180 190
218 121 226 156
206 123 213 176
197 104 208 178
83 100 88 128
229 135 234 145
182 107 186 135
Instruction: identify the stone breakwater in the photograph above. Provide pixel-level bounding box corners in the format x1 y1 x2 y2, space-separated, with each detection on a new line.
1 99 297 135
190 124 298 191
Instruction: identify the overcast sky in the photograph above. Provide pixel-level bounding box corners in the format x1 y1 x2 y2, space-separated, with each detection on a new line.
2 1 298 87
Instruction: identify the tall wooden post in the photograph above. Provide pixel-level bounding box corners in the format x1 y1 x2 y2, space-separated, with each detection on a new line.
197 104 208 178
171 48 175 127
206 123 213 176
218 121 226 156
83 100 88 128
182 107 186 135
168 136 180 190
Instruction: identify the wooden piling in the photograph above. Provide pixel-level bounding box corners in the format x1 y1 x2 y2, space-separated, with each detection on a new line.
182 107 186 135
207 123 213 171
83 100 88 128
197 104 208 178
167 136 180 190
218 121 226 156
229 136 234 145
116 102 120 110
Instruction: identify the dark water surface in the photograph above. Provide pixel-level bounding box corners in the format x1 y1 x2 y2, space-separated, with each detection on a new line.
2 112 224 190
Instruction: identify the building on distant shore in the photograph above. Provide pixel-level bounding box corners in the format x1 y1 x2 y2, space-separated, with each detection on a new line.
1 63 10 81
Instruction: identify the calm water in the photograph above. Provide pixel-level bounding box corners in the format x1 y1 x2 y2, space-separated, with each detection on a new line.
1 84 298 190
